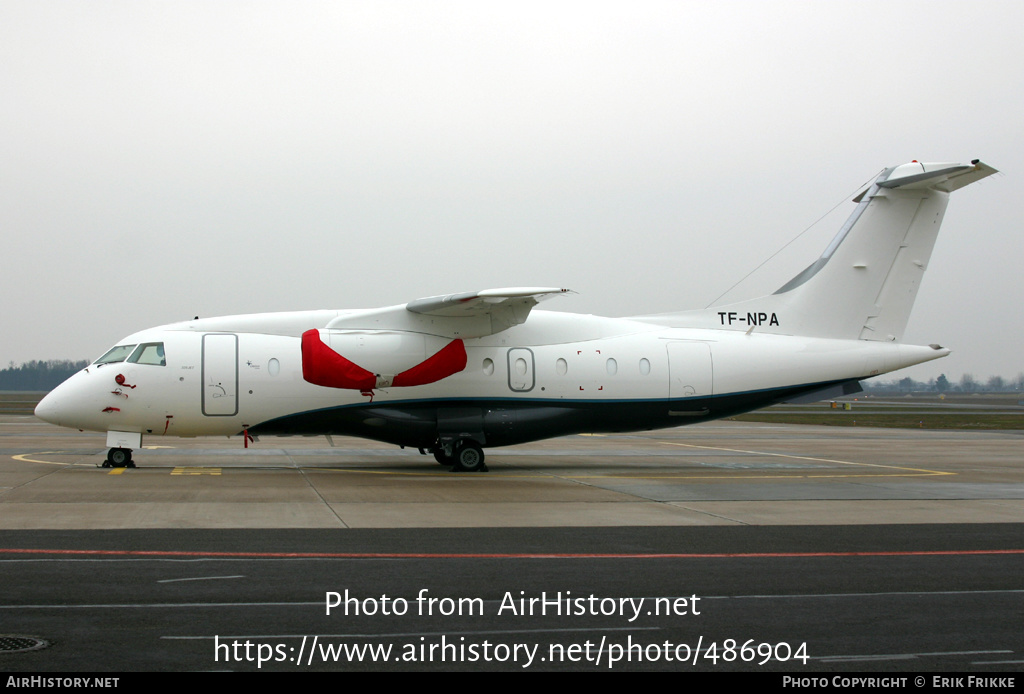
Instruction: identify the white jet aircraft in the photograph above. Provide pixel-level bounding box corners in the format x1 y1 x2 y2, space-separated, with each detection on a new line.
35 159 997 471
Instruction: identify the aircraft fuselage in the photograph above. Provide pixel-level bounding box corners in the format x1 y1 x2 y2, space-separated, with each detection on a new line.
37 309 944 450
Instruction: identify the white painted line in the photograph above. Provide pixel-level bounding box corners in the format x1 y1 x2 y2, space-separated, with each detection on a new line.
162 626 660 640
157 575 245 583
819 650 1011 662
6 588 1024 610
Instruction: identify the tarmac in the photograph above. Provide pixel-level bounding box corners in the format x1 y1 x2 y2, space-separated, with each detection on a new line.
2 415 1023 529
3 414 1023 671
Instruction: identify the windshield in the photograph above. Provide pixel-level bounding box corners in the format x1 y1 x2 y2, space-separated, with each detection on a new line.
94 344 137 365
127 343 166 366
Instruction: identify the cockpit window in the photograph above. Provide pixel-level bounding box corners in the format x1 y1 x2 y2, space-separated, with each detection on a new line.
127 343 166 366
95 344 137 365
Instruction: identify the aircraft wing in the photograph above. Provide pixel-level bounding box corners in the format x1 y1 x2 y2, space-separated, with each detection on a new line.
407 287 571 317
325 287 573 338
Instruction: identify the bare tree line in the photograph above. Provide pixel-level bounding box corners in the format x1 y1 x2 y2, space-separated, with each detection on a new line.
865 373 1024 394
1 360 90 391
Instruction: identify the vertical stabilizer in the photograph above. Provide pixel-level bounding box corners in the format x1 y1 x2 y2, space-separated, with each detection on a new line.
644 160 997 341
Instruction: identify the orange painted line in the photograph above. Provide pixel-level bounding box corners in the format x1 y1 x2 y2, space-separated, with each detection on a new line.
0 548 1022 559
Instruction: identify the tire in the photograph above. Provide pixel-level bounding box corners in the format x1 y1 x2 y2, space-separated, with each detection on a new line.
107 448 130 468
433 449 453 465
453 441 486 472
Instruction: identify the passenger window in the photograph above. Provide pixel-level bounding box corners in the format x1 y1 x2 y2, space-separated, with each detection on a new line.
95 344 137 365
127 343 166 366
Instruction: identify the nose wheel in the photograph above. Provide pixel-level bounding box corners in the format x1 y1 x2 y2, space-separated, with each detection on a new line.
102 447 135 468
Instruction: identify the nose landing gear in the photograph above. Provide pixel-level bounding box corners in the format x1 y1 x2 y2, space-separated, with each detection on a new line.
102 447 135 469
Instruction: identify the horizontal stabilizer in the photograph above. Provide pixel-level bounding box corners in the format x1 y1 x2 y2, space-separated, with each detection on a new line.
877 160 998 192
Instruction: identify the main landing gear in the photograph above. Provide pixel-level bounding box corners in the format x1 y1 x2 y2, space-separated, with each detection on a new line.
102 447 135 469
430 440 488 472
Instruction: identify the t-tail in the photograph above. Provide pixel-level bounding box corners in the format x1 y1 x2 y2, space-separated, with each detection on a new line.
645 159 997 341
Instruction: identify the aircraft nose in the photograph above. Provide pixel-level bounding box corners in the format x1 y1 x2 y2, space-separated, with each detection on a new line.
34 391 63 425
34 372 103 431
34 374 88 427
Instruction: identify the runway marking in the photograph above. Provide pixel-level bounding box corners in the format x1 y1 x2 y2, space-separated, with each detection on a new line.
11 439 953 481
5 588 1024 610
310 465 948 481
318 468 510 477
13 454 937 482
162 626 656 639
312 468 617 479
157 575 244 583
818 649 1012 663
1 548 1022 560
15 458 934 481
709 588 1024 599
657 441 954 479
11 452 95 467
108 468 126 475
974 659 1024 665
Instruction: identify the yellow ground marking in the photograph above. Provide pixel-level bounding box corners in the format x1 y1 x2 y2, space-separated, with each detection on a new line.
309 440 954 481
648 440 955 479
313 467 550 478
564 472 946 480
11 452 95 467
14 449 168 468
108 468 126 475
12 438 954 481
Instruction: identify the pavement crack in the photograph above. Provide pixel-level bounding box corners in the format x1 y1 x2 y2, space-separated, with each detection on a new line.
293 456 350 529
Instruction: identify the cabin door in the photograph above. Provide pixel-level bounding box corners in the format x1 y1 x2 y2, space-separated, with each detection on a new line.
202 333 238 416
666 342 713 401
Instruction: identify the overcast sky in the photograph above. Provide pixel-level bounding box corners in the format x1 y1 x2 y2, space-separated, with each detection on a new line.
2 1 1021 384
